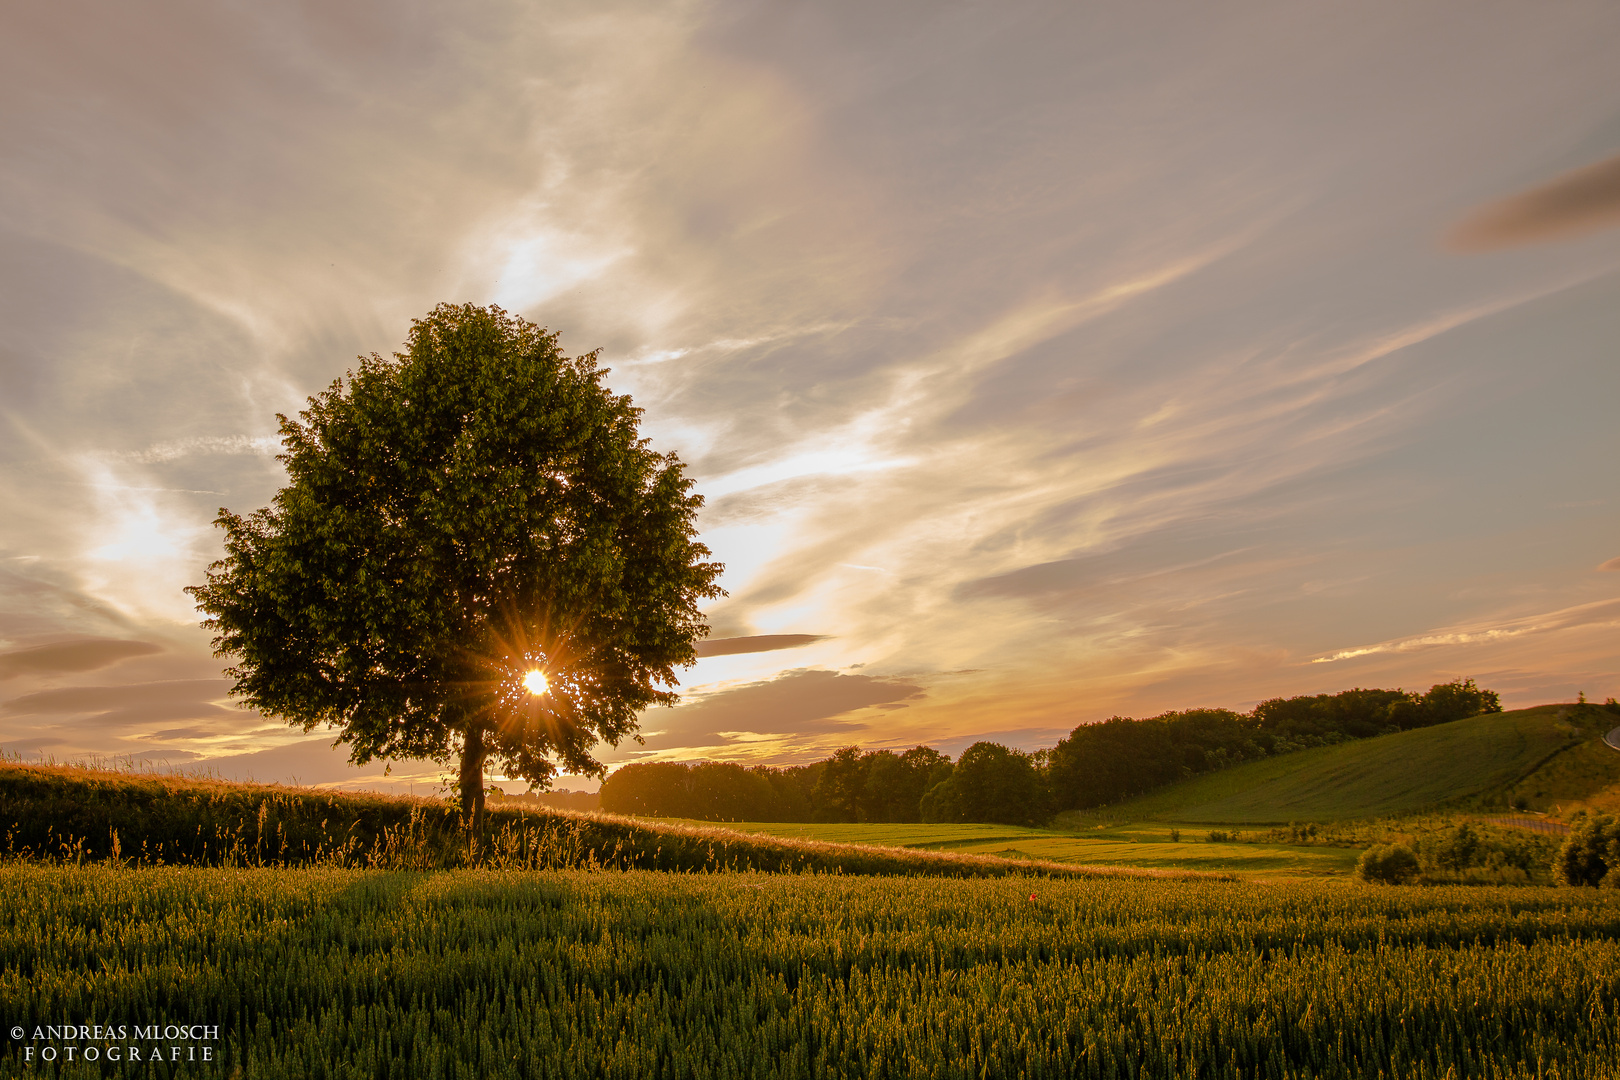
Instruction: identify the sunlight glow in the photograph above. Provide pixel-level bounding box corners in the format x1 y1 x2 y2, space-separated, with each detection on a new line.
523 669 550 696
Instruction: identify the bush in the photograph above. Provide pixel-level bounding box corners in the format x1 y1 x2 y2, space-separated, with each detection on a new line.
1553 813 1620 888
1411 823 1555 885
1357 843 1420 884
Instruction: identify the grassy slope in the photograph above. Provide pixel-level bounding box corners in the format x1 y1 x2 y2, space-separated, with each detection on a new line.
1505 725 1620 815
0 761 1197 880
1093 704 1619 824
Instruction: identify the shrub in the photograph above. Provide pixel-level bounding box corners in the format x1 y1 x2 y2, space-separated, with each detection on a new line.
1410 823 1555 885
1553 813 1620 888
1357 843 1420 884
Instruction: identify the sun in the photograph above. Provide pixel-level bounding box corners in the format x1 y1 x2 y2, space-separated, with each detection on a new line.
522 669 549 696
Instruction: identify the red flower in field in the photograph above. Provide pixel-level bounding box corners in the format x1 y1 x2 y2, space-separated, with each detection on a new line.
1029 894 1036 902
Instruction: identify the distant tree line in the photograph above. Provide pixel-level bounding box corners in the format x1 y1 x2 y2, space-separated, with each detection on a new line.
598 679 1501 825
488 788 601 812
597 747 954 824
1046 679 1500 811
597 761 820 822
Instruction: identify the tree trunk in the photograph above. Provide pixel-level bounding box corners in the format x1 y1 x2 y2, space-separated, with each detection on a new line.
458 722 486 832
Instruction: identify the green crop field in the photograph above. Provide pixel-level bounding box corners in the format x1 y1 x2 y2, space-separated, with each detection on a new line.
4 863 1620 1078
1089 705 1613 824
674 820 1361 877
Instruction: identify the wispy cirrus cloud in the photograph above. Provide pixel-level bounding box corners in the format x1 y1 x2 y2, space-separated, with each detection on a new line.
1312 597 1620 664
107 436 282 465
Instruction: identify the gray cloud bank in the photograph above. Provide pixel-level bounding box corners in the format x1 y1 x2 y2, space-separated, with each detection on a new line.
0 637 161 679
1 678 252 733
694 634 826 658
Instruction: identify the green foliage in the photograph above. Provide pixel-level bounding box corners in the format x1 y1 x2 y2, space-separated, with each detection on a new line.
186 304 723 822
600 747 951 824
1253 687 1415 742
599 760 815 821
1254 678 1500 744
1555 813 1620 888
1047 708 1256 811
1357 843 1420 884
920 742 1046 826
488 787 599 811
812 745 953 823
812 745 870 821
1418 678 1503 723
1379 822 1554 885
5 867 1620 1077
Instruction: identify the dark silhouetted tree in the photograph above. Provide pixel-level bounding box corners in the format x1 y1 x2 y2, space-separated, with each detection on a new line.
599 760 817 821
1417 678 1501 724
922 742 1045 826
813 746 870 821
188 304 724 828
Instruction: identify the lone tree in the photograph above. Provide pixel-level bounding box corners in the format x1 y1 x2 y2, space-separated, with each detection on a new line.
188 304 724 827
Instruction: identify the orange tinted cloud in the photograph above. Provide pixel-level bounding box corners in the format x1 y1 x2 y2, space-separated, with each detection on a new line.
1445 152 1620 251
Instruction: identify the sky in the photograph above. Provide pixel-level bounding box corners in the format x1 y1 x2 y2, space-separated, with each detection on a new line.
2 1 1619 794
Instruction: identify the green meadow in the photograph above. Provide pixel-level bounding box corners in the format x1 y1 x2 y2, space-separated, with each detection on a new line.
6 863 1620 1079
676 819 1360 878
1095 705 1606 824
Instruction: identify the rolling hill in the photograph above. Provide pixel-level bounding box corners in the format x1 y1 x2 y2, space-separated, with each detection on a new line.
0 760 1178 879
1081 703 1620 824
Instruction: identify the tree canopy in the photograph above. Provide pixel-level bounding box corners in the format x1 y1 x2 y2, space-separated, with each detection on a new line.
188 303 724 825
920 742 1045 826
598 760 814 821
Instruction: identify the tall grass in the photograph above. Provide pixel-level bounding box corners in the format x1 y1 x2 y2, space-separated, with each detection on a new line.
3 866 1619 1077
0 762 1170 879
